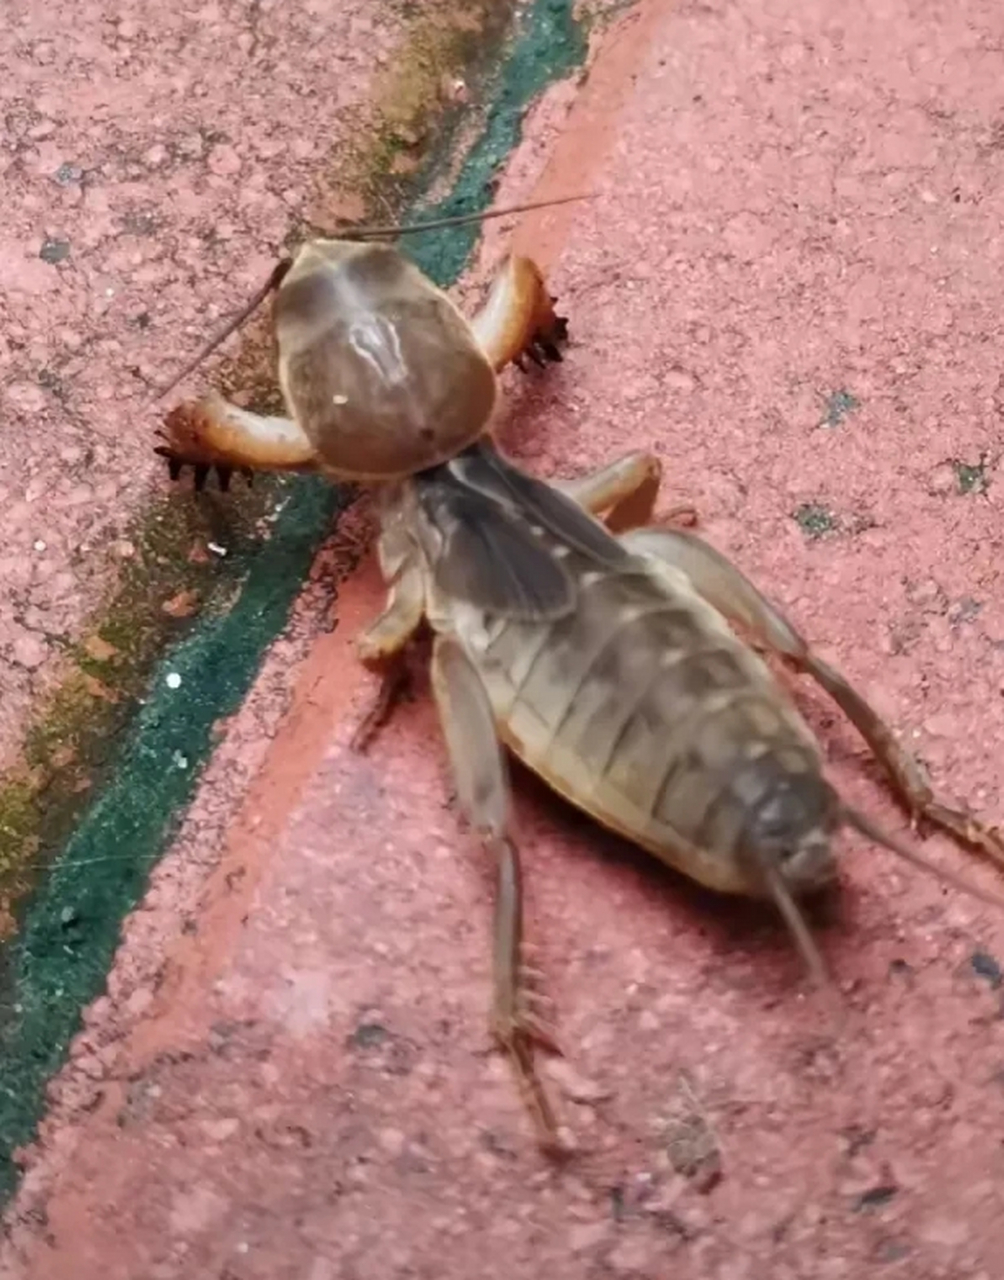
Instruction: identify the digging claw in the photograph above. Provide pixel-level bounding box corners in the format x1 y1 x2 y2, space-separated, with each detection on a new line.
154 399 257 493
154 443 254 493
512 299 569 375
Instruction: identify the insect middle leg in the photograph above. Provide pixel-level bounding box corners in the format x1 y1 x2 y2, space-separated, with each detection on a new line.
622 525 1004 868
349 558 426 753
430 635 564 1154
350 497 430 754
555 451 698 533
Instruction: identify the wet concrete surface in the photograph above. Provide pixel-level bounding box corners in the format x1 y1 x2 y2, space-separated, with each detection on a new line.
5 0 1004 1276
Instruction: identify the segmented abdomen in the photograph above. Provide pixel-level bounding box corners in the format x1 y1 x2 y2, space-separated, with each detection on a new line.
463 560 824 894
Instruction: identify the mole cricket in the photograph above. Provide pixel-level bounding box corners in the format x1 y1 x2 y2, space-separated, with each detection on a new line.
153 198 1004 1153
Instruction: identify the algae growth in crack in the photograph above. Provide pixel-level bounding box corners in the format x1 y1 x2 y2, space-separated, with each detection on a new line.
0 477 276 925
0 0 594 1204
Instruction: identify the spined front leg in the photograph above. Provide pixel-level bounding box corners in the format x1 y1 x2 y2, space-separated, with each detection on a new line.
469 254 569 375
154 392 321 491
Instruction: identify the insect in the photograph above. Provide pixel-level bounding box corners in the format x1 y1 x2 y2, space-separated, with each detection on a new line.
156 210 1004 1157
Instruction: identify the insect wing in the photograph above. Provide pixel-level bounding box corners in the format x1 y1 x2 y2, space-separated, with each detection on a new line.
413 470 574 622
449 443 631 569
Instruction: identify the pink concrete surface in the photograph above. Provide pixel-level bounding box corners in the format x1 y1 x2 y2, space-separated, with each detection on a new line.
6 1 1004 1277
0 0 403 764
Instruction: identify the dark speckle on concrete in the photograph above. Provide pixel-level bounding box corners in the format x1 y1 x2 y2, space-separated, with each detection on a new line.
792 502 838 539
874 1239 912 1263
820 388 860 428
852 1184 898 1213
348 1020 390 1050
948 596 982 627
38 237 71 264
970 950 1002 990
953 457 989 495
53 163 83 185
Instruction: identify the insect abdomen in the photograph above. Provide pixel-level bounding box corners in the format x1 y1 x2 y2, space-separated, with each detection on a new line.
471 565 826 895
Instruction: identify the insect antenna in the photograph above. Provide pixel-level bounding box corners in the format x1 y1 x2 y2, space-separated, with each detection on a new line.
153 257 293 401
760 859 831 989
334 191 595 240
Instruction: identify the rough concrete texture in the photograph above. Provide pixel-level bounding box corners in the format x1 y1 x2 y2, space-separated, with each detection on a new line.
0 0 401 764
5 0 1004 1277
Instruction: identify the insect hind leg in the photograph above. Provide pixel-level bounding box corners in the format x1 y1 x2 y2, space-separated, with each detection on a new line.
429 635 567 1155
622 524 1004 871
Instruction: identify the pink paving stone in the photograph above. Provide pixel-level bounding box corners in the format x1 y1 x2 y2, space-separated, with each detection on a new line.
0 0 403 767
5 0 1004 1277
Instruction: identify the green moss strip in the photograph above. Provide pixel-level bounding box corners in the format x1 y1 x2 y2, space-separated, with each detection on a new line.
0 0 590 1202
0 477 280 918
406 0 587 283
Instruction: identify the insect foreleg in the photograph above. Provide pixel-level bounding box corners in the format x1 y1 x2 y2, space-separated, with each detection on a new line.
155 392 320 489
468 255 568 374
